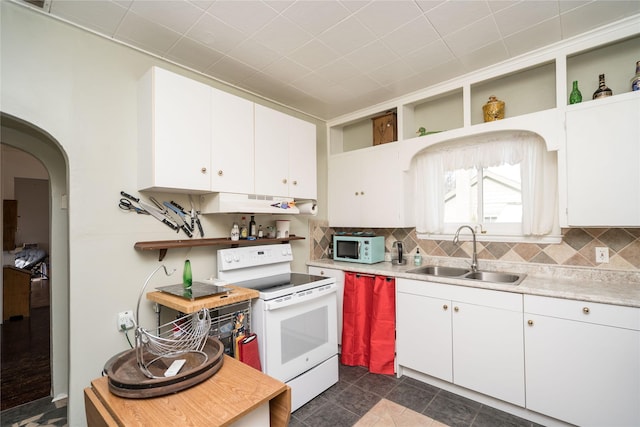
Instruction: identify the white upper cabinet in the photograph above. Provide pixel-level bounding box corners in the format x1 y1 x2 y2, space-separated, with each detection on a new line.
210 88 254 194
138 67 316 199
329 144 410 227
138 66 212 192
565 93 640 226
288 117 317 199
254 104 317 199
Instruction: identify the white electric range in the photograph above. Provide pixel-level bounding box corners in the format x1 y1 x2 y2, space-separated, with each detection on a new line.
216 244 338 411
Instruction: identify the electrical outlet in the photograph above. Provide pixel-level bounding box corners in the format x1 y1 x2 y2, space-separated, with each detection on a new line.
595 247 609 263
117 310 135 332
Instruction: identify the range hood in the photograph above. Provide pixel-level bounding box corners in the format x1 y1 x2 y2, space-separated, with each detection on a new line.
199 193 300 214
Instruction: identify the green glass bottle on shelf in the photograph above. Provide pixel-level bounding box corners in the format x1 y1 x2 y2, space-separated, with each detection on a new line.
183 259 192 290
569 80 582 104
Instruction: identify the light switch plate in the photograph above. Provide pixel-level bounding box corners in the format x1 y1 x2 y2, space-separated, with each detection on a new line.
595 247 609 263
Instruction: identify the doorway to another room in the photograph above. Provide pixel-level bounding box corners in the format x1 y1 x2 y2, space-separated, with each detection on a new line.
0 114 69 424
1 157 52 411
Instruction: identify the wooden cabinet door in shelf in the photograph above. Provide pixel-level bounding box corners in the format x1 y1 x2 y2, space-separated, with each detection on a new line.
138 67 212 192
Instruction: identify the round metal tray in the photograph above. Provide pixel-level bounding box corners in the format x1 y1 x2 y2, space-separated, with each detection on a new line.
103 336 224 398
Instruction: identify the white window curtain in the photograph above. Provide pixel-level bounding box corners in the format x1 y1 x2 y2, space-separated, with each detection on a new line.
413 132 557 236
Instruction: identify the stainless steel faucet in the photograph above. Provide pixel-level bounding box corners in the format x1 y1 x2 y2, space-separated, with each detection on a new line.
453 225 478 272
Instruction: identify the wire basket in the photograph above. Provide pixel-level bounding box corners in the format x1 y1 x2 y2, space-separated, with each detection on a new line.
134 265 212 379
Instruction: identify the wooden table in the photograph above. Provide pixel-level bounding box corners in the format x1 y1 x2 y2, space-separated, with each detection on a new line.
84 355 291 426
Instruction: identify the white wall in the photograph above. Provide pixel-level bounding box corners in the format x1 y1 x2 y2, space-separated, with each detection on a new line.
0 2 327 424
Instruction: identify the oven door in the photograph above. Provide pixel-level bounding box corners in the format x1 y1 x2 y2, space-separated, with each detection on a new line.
256 289 338 383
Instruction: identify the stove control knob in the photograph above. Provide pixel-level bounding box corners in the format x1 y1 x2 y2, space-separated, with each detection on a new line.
224 254 233 263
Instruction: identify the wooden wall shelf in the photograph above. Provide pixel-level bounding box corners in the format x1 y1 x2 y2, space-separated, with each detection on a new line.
134 235 305 261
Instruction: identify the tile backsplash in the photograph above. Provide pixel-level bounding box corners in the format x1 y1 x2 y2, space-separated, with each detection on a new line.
309 220 640 271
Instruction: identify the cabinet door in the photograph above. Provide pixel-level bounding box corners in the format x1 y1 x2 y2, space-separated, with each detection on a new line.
328 152 362 227
210 88 254 194
525 314 640 426
288 118 317 199
139 67 212 192
359 145 403 227
396 292 453 381
254 104 290 197
328 146 408 228
452 302 525 406
566 95 640 226
308 267 344 344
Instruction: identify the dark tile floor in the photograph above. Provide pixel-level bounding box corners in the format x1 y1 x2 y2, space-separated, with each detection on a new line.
0 363 543 427
290 363 544 427
0 396 67 427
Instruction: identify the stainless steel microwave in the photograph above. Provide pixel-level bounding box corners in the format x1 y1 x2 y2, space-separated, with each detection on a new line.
332 235 385 264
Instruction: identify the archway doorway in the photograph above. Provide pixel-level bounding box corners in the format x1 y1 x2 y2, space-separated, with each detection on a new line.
1 150 51 410
0 113 69 415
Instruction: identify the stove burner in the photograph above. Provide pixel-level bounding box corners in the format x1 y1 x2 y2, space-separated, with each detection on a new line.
233 273 328 295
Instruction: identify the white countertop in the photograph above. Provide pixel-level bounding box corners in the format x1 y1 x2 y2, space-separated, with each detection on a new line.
307 258 640 308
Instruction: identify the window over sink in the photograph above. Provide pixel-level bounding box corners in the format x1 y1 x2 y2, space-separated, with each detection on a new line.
412 130 560 243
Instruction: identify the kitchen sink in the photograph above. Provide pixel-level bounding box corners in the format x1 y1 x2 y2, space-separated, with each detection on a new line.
407 265 525 285
407 265 470 277
463 271 524 284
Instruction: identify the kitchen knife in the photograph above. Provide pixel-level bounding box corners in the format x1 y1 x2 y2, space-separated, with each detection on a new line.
133 198 179 232
121 191 179 231
162 201 193 237
189 195 204 237
164 201 194 231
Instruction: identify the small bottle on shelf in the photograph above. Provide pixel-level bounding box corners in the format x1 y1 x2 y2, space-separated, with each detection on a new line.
257 224 263 238
592 74 612 99
632 60 640 92
569 80 582 104
230 222 240 241
249 215 257 237
240 217 248 239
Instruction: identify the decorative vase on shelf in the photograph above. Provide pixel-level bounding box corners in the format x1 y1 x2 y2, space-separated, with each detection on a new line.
631 60 640 92
183 259 192 290
569 80 582 104
482 96 505 122
592 74 612 99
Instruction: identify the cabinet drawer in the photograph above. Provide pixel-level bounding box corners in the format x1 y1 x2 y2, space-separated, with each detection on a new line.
396 278 522 311
524 295 640 330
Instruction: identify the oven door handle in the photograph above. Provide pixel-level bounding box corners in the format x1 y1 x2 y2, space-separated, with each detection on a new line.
262 285 336 311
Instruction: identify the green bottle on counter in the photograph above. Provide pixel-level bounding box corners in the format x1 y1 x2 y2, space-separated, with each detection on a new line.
183 259 192 290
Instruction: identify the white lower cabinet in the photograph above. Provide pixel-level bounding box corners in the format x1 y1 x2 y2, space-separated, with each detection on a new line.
307 267 345 345
396 279 525 406
524 295 640 427
396 290 452 381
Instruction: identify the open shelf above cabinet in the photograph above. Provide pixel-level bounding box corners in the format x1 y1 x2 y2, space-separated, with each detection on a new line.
134 236 305 261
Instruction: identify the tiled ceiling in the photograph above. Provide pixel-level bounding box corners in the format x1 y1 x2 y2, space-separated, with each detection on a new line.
21 0 640 120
